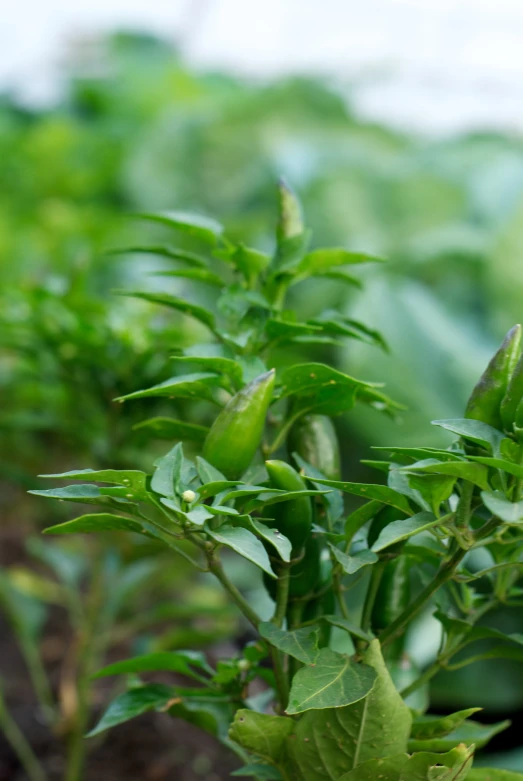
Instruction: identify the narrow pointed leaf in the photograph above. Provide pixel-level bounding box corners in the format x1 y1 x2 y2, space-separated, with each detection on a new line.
371 512 440 552
93 651 213 680
116 291 216 330
309 477 412 514
133 210 223 244
133 417 209 443
116 372 220 402
107 245 208 267
87 684 175 737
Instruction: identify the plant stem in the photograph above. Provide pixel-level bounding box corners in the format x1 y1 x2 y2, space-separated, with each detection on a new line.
332 566 350 620
361 561 386 634
380 547 467 648
399 659 442 700
0 680 48 781
207 556 261 629
456 481 473 529
271 564 290 628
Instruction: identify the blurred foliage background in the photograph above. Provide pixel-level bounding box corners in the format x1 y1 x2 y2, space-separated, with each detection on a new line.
3 30 523 778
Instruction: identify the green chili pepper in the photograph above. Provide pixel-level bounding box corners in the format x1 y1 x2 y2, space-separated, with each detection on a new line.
465 325 521 431
501 351 523 433
288 414 341 481
203 370 275 479
368 505 408 553
287 533 322 599
265 460 313 554
371 556 411 659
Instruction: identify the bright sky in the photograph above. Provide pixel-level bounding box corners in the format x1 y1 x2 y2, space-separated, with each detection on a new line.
3 0 523 134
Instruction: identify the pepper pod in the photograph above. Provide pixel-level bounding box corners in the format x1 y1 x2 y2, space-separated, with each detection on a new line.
465 324 521 431
202 369 275 479
288 414 341 481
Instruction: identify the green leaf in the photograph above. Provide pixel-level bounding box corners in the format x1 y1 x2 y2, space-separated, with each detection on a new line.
338 746 476 781
133 417 209 443
296 248 385 280
151 268 224 286
310 477 412 514
228 244 271 284
116 372 220 402
117 291 216 330
107 245 208 267
432 419 505 455
403 459 490 491
373 446 466 463
328 545 378 574
286 647 377 714
337 754 409 781
408 718 509 752
87 683 175 737
29 484 136 508
133 210 223 244
199 481 242 500
151 443 184 498
371 512 440 552
171 355 242 386
258 623 320 665
231 765 282 779
278 363 379 401
245 489 329 512
195 456 227 485
39 469 148 497
481 490 523 524
44 513 155 539
410 708 481 740
93 651 212 681
229 710 293 770
345 500 383 540
287 640 411 779
404 472 456 517
323 616 374 643
233 517 292 562
467 456 523 479
205 524 276 577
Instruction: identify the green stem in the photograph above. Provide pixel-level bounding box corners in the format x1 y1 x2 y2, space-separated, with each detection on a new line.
399 659 443 700
456 481 474 530
271 564 290 628
207 556 261 629
361 561 386 634
380 547 467 648
0 681 48 781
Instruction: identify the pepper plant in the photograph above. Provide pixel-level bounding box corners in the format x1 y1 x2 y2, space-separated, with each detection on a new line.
34 184 523 780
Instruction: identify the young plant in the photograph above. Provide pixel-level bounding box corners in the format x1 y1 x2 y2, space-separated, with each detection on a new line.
34 186 523 780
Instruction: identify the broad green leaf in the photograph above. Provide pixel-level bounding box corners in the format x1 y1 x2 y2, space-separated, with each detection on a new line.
388 468 431 513
309 477 412 514
171 355 243 386
296 248 385 279
481 491 523 524
228 244 271 284
258 623 320 665
133 210 223 244
205 505 239 517
229 710 294 770
152 268 224 286
286 647 377 714
319 268 362 287
371 512 440 552
117 291 216 330
168 695 238 740
468 770 523 780
233 517 292 562
328 544 378 574
133 417 209 443
107 244 208 267
151 443 184 498
182 504 214 526
432 419 505 455
39 469 147 497
205 524 276 577
337 754 408 781
405 472 456 517
410 708 481 740
402 744 473 780
116 372 220 402
403 459 490 491
408 718 509 752
93 651 213 681
87 683 174 737
266 318 323 340
287 640 411 779
195 456 227 485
